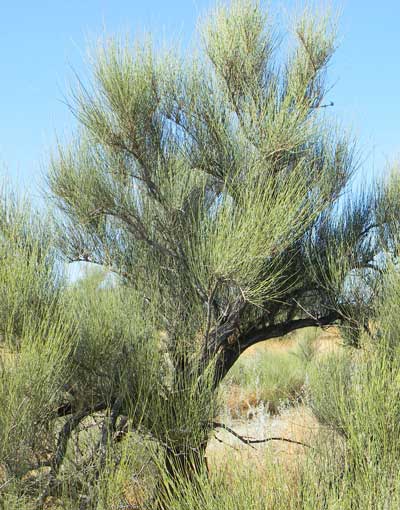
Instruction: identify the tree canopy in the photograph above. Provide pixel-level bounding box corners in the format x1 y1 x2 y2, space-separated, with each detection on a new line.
48 0 393 381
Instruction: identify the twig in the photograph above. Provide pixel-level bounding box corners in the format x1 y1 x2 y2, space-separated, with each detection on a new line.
212 421 311 449
0 478 12 491
292 299 332 329
310 101 334 109
131 457 154 482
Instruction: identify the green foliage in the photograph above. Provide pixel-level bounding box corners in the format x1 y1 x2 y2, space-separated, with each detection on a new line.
302 262 400 508
0 188 76 505
64 272 161 415
47 0 359 343
153 466 293 510
0 321 73 479
0 186 62 344
308 351 355 436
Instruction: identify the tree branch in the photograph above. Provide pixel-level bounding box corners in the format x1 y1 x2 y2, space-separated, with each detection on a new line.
38 408 92 507
56 401 106 418
239 311 340 351
212 422 311 449
213 311 340 387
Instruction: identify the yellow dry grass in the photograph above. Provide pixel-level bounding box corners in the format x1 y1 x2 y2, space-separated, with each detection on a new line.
207 406 320 482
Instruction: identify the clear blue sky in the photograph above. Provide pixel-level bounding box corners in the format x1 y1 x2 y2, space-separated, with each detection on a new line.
1 0 399 200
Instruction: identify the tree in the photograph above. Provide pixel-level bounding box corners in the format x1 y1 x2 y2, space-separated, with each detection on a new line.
46 0 395 498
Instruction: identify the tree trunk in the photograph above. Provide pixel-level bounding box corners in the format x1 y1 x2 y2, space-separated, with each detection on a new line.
156 441 209 508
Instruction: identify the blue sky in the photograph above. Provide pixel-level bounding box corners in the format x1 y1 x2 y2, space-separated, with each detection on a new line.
1 0 399 200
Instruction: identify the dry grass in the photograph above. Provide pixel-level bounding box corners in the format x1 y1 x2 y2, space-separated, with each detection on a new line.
221 327 343 420
207 406 321 485
225 385 264 419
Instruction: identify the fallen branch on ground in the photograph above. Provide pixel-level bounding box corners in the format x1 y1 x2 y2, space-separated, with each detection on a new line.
212 421 311 449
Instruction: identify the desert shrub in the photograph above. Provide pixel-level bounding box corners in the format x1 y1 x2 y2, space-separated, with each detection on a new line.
45 0 400 503
0 322 73 491
303 263 400 508
4 0 400 505
0 188 71 493
62 273 163 418
0 188 62 345
0 196 165 508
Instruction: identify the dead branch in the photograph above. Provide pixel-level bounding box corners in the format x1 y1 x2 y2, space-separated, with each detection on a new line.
212 421 311 449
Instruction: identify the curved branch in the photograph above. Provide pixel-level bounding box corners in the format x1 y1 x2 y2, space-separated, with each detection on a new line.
240 311 339 352
213 311 340 388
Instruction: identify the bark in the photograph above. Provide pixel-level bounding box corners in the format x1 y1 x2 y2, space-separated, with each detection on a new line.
157 441 209 509
213 311 340 388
